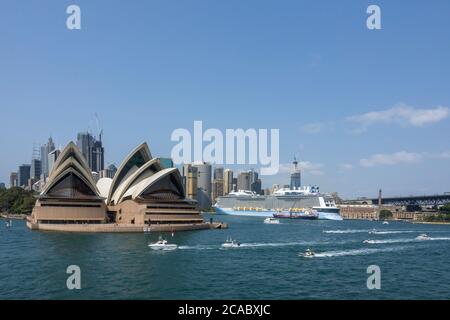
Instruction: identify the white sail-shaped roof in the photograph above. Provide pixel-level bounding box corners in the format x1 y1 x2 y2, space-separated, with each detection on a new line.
40 142 100 198
119 168 185 201
111 158 163 205
107 142 152 205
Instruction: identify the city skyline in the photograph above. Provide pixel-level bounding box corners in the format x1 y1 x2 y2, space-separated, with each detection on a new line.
1 1 450 198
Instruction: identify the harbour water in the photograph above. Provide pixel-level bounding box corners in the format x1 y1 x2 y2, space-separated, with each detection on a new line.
1 216 450 300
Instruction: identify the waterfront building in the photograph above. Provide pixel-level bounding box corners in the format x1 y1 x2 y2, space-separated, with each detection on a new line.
232 177 237 192
212 178 224 203
40 137 55 178
18 164 31 188
31 159 42 180
212 167 224 202
237 169 261 194
10 172 18 188
183 164 198 200
290 157 301 190
48 149 61 174
0 183 5 190
223 169 233 195
237 171 251 191
191 162 212 210
28 142 210 232
214 167 224 180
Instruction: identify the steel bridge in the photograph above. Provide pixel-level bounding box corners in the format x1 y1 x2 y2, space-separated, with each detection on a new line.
371 194 450 206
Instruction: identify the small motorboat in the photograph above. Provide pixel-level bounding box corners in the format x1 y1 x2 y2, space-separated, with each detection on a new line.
382 221 389 225
416 234 431 241
368 229 377 234
303 248 315 258
363 240 372 244
264 218 280 224
221 237 241 248
148 236 178 250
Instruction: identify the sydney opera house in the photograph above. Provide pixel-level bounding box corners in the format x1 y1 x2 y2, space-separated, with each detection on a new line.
27 142 218 232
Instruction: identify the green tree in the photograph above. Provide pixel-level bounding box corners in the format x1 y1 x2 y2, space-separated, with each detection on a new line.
379 209 393 220
439 203 450 213
0 187 36 214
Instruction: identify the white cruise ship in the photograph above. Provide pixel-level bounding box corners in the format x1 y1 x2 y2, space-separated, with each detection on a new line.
214 186 342 221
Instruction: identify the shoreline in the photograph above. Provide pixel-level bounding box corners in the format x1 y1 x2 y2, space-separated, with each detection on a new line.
0 213 28 220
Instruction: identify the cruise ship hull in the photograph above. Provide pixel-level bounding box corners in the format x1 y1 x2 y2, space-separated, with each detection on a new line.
215 207 276 218
215 192 342 221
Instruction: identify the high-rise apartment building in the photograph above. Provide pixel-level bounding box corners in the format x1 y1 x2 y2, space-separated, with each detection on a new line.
223 169 233 195
17 164 31 188
10 172 18 188
48 149 61 175
31 159 42 180
77 132 104 173
40 137 55 178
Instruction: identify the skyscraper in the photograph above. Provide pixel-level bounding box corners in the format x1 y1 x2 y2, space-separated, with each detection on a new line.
248 169 262 194
223 169 233 195
17 164 31 188
48 149 61 175
77 132 104 173
237 171 251 191
30 159 42 180
214 167 224 180
182 164 198 200
290 157 301 190
212 167 224 202
100 164 118 179
9 172 18 188
40 137 55 178
191 162 212 210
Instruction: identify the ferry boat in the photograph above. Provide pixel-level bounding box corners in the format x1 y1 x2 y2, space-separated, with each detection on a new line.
215 186 342 220
273 209 319 220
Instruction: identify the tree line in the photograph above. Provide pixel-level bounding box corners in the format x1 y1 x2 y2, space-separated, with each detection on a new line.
0 187 36 214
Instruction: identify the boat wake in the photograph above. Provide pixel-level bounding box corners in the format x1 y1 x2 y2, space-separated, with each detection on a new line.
424 237 450 241
364 237 450 244
323 229 370 234
310 246 407 258
179 241 319 250
364 238 415 244
178 245 217 250
239 241 314 248
369 230 416 235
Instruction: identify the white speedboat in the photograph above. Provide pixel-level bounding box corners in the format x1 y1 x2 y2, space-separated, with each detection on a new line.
264 218 280 224
416 234 431 241
148 236 178 250
368 229 377 234
382 221 389 225
221 237 241 248
363 240 372 244
303 248 315 258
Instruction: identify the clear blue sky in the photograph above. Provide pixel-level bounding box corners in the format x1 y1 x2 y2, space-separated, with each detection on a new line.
1 0 449 198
